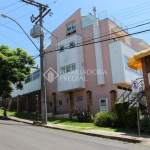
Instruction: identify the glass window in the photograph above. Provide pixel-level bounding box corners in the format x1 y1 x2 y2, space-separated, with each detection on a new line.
72 64 76 71
66 66 71 73
72 22 76 29
124 55 142 75
61 68 66 74
59 45 64 52
67 23 72 31
100 99 106 106
49 101 52 108
67 22 76 32
124 56 129 69
57 100 62 106
70 42 75 48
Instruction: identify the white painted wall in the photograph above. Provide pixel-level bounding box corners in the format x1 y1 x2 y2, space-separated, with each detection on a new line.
93 10 105 85
11 75 41 97
57 34 85 92
109 41 142 85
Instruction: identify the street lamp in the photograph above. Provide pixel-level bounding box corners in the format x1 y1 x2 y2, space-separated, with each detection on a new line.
1 14 47 124
1 14 40 52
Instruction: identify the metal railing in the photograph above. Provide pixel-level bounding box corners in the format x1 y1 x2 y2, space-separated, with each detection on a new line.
25 70 40 84
117 78 144 102
98 10 128 33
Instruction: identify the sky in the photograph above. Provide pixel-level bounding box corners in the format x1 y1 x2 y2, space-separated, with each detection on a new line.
0 0 150 66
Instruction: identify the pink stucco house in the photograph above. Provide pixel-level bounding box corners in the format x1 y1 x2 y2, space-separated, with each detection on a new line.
44 7 148 117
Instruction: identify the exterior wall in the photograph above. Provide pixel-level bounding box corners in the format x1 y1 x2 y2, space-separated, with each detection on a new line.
109 41 142 85
141 58 150 116
130 38 147 52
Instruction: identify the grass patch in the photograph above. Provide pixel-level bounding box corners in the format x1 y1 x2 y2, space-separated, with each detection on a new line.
0 109 149 135
47 117 150 135
0 108 39 121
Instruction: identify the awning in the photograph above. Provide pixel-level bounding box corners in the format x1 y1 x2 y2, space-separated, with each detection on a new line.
128 57 142 70
134 48 150 59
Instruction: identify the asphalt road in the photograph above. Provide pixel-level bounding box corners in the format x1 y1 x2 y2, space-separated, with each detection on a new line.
0 119 149 150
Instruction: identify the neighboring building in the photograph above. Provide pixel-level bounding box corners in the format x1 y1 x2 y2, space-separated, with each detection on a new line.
30 66 39 74
44 7 149 115
10 69 41 113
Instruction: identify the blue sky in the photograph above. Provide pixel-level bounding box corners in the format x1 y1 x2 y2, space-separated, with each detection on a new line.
0 0 150 66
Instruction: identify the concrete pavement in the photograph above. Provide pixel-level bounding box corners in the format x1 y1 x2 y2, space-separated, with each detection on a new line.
0 119 150 150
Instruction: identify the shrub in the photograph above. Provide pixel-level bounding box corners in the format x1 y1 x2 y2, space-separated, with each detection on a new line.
115 102 129 127
140 115 150 132
94 111 117 127
125 107 137 128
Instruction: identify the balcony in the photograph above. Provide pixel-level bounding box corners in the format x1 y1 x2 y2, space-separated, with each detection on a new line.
109 40 143 85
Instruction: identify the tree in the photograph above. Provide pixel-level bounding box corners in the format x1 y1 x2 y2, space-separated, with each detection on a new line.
0 45 35 98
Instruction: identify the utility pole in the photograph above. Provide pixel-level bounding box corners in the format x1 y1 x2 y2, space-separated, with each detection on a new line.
22 0 52 124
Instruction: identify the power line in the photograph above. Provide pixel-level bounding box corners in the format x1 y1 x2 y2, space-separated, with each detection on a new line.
0 31 37 53
0 23 24 34
45 28 150 54
0 1 20 11
48 15 150 42
112 1 150 14
113 5 150 17
34 28 150 59
48 21 150 49
5 4 27 14
48 0 59 5
3 9 38 25
117 8 150 20
120 11 150 21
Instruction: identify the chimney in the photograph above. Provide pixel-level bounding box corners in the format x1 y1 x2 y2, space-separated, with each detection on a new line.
93 7 96 20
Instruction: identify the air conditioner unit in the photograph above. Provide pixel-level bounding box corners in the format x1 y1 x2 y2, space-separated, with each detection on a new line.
99 98 109 112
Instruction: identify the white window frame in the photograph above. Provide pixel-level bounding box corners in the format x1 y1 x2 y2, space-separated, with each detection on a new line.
60 64 76 74
67 21 76 33
57 100 62 106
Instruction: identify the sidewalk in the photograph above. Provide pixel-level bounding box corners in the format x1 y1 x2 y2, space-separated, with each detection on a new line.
1 115 150 147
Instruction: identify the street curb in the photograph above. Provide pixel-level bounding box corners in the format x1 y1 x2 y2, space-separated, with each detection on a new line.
0 116 142 143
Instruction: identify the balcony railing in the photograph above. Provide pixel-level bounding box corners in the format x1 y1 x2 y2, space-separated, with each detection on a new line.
25 69 40 84
98 10 128 33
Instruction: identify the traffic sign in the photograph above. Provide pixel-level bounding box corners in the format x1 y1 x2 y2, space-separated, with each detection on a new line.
131 80 139 93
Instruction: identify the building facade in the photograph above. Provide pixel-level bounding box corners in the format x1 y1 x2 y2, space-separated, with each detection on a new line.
44 7 148 116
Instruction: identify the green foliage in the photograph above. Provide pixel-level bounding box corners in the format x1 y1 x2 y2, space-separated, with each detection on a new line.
0 45 35 98
139 109 148 116
140 115 150 132
115 102 129 127
94 111 117 127
125 107 137 128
